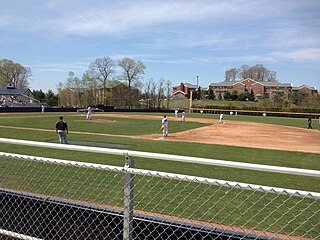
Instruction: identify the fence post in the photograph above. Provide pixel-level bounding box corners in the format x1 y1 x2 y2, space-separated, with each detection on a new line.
123 154 134 240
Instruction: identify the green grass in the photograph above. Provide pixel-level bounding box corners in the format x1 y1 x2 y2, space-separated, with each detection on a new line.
0 112 207 135
0 111 319 238
0 155 318 238
0 113 318 191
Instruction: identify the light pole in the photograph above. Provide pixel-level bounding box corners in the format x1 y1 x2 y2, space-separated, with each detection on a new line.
196 75 199 87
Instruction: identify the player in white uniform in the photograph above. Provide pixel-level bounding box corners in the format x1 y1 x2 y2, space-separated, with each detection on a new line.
181 111 186 122
161 115 169 137
86 106 92 120
219 113 223 123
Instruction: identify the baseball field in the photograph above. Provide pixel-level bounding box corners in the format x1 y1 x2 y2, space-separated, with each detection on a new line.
0 111 319 192
1 111 320 238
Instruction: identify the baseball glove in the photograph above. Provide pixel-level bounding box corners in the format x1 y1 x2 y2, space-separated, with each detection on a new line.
160 126 164 130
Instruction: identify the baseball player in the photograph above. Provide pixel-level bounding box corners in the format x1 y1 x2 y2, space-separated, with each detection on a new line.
175 109 178 118
219 113 223 123
181 111 186 122
307 117 312 129
161 115 169 137
55 116 68 144
86 106 92 120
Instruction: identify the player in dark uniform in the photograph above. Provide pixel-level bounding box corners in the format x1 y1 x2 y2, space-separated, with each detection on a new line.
56 116 69 143
307 117 312 129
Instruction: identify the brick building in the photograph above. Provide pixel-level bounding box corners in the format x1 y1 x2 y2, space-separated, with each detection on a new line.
172 83 198 100
292 85 318 97
209 78 293 99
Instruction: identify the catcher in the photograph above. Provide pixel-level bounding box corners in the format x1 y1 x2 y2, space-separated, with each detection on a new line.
161 115 169 137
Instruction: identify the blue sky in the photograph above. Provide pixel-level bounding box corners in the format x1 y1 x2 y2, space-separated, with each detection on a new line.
1 0 319 92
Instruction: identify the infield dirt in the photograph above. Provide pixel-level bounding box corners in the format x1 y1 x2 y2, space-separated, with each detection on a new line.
100 113 320 154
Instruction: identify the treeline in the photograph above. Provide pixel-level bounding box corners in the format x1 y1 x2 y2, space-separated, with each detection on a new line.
225 64 277 82
57 56 172 109
206 89 255 101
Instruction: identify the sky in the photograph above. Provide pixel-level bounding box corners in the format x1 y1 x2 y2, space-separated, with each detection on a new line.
0 0 320 92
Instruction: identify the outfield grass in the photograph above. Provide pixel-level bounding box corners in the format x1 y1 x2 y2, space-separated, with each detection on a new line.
0 113 207 135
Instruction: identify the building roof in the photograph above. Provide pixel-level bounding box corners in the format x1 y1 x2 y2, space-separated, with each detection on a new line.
261 81 292 87
292 85 317 91
173 90 186 95
183 83 198 88
0 87 30 95
209 79 292 87
105 80 123 88
209 81 238 87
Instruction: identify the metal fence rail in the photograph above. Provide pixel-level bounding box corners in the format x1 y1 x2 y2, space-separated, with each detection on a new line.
1 149 319 240
0 138 319 177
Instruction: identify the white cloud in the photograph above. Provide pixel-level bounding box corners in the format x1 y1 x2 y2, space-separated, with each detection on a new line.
0 0 272 35
30 61 90 72
270 48 320 62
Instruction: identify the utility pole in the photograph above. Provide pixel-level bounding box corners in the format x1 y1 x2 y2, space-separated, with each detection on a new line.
196 75 199 87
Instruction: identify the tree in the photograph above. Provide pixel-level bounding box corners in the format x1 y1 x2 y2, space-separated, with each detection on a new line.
88 57 115 105
118 57 145 108
165 80 172 109
207 88 215 100
33 89 46 102
68 71 83 107
0 59 31 87
237 64 250 80
248 89 255 101
236 64 277 81
230 91 238 100
272 93 285 109
45 90 58 106
223 91 232 100
82 71 99 106
238 93 247 101
143 78 153 109
226 64 277 82
225 68 237 81
156 78 166 109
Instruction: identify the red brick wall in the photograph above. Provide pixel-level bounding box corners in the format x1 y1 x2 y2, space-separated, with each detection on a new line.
233 83 245 93
251 84 264 95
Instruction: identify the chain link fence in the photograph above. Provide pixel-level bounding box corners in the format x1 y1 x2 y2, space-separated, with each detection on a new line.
0 150 319 239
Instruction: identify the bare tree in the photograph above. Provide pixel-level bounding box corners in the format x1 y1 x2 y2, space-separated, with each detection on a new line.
88 56 115 105
144 78 154 109
150 81 157 109
225 68 237 81
82 71 99 106
0 59 31 88
117 57 145 108
66 71 83 107
165 79 172 109
237 64 250 80
235 64 277 81
157 78 166 109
